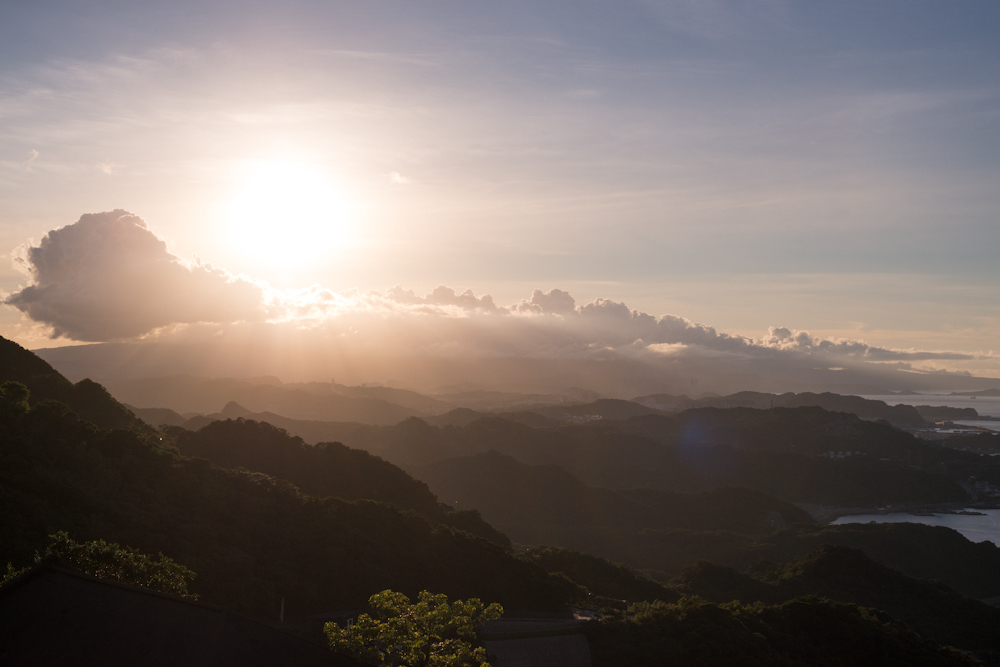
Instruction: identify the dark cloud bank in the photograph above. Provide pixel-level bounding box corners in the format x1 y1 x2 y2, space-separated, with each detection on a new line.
7 211 998 395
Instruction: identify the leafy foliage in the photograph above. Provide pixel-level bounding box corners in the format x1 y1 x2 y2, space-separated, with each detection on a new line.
326 590 502 667
0 337 148 432
39 531 197 597
1 563 29 587
587 597 978 667
671 545 1000 653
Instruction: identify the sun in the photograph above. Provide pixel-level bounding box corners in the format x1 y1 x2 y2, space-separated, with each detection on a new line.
224 160 351 267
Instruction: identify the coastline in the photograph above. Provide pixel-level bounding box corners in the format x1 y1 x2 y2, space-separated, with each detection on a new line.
798 502 1000 524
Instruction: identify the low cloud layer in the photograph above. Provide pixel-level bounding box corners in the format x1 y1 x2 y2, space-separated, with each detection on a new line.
6 211 998 392
5 210 270 341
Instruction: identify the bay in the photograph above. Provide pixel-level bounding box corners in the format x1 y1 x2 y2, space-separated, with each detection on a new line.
860 394 1000 418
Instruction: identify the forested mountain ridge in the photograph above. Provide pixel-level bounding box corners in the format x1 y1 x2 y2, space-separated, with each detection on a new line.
620 406 924 459
164 418 510 546
98 374 419 425
303 412 970 508
5 340 1000 662
0 336 147 432
168 418 442 514
586 596 979 667
0 382 575 620
672 545 1000 652
632 391 930 427
415 450 812 547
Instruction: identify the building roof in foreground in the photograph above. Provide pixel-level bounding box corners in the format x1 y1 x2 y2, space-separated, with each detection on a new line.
480 618 593 667
0 557 358 667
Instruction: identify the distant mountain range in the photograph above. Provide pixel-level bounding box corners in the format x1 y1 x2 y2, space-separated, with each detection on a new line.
112 374 987 434
7 335 1000 657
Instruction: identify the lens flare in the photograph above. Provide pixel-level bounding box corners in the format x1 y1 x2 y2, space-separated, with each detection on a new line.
224 160 351 267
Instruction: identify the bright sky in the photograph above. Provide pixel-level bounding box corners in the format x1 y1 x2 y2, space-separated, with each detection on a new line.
1 1 998 360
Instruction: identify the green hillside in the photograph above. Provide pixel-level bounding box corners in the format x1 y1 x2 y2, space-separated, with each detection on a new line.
587 596 977 667
523 547 679 604
329 414 970 507
0 337 146 432
165 417 509 546
673 545 1000 652
416 450 812 548
99 374 419 425
0 384 574 620
632 391 929 427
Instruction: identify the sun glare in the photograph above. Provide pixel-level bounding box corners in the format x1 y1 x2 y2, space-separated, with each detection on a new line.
224 160 352 267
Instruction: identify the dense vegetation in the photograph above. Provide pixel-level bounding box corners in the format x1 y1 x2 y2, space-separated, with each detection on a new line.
8 337 1000 662
0 383 576 620
586 597 977 667
0 337 147 432
327 590 502 667
524 542 1000 653
416 450 812 558
522 547 678 604
164 418 509 546
672 545 1000 653
2 531 198 598
100 374 419 424
631 391 931 427
942 431 1000 455
289 411 975 508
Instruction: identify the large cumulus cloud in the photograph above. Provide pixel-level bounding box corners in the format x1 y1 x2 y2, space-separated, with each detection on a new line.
5 210 270 341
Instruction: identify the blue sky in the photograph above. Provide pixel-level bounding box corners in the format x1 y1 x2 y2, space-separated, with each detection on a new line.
1 1 998 373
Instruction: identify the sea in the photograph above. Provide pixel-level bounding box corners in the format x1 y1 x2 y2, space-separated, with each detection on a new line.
832 509 1000 547
860 394 1000 419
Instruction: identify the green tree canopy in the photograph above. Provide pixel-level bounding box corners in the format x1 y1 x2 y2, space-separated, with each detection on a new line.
2 532 197 598
326 589 503 667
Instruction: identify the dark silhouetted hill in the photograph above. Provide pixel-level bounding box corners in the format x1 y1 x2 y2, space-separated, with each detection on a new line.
586 595 978 666
0 386 574 621
523 547 679 604
915 405 980 420
416 450 812 550
169 418 443 515
330 412 970 508
328 383 449 411
672 545 1000 653
0 336 147 432
127 404 187 427
174 401 381 445
425 407 562 429
633 391 929 427
627 520 1000 601
533 399 666 422
164 417 509 547
940 431 1000 454
951 388 1000 397
98 375 419 425
622 406 924 459
431 387 600 410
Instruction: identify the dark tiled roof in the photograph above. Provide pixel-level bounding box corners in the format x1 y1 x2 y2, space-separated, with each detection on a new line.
480 618 593 667
0 559 359 666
